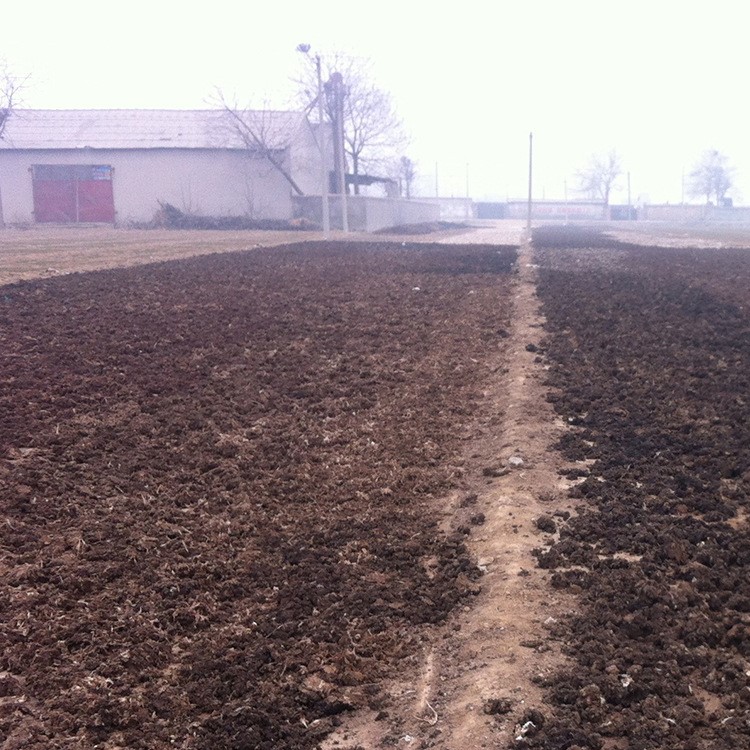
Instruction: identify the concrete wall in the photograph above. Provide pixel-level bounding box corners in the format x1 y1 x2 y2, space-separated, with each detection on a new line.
417 197 475 221
506 200 606 220
475 202 508 219
294 195 440 232
0 148 295 225
639 204 750 222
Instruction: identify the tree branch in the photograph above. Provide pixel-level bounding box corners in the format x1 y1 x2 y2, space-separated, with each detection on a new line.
215 92 306 196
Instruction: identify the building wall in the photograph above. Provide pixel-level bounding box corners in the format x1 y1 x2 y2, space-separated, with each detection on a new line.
0 148 295 225
288 122 330 198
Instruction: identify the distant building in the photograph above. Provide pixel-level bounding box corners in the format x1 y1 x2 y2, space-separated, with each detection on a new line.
0 109 323 226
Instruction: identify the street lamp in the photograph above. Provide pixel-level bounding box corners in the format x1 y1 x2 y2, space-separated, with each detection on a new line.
297 43 330 236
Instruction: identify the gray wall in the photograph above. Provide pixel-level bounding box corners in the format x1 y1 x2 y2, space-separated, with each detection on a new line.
506 200 606 220
294 195 440 232
417 197 475 220
639 204 750 222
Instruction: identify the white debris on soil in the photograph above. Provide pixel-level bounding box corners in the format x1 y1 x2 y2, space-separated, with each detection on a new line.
515 720 537 741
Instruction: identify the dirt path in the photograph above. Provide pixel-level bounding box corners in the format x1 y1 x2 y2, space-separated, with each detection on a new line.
323 228 582 749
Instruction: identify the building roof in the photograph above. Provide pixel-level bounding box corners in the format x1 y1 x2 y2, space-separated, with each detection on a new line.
0 109 306 151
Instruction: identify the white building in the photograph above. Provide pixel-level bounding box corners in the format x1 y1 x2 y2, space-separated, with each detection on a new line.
0 109 323 226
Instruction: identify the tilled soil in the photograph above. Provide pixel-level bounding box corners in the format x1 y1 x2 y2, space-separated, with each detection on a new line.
522 226 750 750
0 225 476 287
0 241 517 749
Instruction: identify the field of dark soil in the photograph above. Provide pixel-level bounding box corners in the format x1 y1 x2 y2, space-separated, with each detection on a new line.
524 226 750 750
0 241 517 749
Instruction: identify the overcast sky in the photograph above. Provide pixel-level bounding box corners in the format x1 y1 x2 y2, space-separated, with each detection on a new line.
4 0 749 203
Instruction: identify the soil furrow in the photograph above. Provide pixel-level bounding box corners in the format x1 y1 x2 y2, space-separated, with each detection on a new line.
323 227 580 749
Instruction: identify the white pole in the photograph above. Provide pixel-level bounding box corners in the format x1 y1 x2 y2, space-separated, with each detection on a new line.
332 72 348 232
681 167 685 205
339 96 348 232
526 132 533 232
316 55 330 236
627 171 632 220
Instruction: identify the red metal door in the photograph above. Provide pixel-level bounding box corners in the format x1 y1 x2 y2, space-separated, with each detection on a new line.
77 179 115 223
32 178 76 223
32 165 114 223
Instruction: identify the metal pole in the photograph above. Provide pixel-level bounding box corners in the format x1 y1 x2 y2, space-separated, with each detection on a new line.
316 55 330 236
527 132 533 232
627 171 632 220
681 167 685 205
332 73 348 232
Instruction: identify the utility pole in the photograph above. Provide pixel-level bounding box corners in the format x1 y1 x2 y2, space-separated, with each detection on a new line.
527 132 533 233
297 44 329 236
627 171 632 220
329 72 348 232
465 162 471 219
681 167 685 205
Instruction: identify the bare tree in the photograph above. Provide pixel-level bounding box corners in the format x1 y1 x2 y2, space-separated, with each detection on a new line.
688 149 733 206
213 91 306 196
1 61 28 227
296 53 407 194
577 149 622 216
0 60 27 140
399 156 417 198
